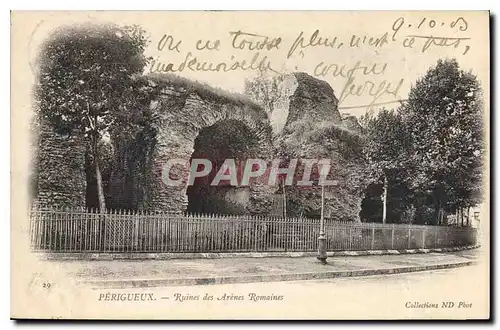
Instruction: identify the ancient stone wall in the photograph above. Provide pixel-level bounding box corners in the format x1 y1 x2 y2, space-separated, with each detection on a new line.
267 73 367 221
284 72 342 126
110 77 275 214
37 72 366 219
267 72 342 135
36 120 87 208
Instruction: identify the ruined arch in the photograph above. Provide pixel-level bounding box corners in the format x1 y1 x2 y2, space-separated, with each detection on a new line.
187 119 265 215
141 83 275 214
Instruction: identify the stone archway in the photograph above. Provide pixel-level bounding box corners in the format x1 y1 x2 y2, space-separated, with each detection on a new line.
142 85 274 215
186 119 264 215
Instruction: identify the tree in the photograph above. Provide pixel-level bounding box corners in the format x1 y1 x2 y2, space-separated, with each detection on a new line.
244 71 284 115
362 108 412 223
35 23 150 211
400 59 484 224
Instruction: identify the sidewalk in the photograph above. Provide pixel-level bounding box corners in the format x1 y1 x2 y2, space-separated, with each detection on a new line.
47 248 480 288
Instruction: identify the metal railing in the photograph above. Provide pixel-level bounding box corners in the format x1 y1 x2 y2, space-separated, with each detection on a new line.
28 206 477 253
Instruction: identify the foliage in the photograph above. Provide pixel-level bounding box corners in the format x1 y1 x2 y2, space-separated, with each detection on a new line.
362 59 485 224
401 59 484 214
243 71 284 115
359 183 383 223
34 23 151 210
361 108 413 223
362 108 410 180
35 24 150 137
149 73 262 112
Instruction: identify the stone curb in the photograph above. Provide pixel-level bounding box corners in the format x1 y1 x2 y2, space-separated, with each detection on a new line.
81 260 476 288
39 245 480 261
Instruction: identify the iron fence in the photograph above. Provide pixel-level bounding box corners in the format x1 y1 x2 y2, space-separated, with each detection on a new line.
28 206 477 253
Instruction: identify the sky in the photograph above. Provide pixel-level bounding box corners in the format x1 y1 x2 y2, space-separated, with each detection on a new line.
21 11 490 118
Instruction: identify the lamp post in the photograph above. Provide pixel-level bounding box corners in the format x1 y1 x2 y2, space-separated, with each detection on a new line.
317 184 327 264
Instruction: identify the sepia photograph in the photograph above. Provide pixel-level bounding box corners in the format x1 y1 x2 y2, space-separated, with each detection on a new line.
10 10 490 320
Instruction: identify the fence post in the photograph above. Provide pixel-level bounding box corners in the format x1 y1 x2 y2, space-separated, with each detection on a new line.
254 217 258 252
134 212 139 251
349 227 353 250
422 227 426 249
331 223 335 249
391 224 395 249
371 226 375 250
103 212 107 252
48 209 53 250
407 225 411 249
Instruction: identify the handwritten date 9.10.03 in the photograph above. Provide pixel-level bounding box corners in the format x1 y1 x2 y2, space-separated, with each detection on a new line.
391 17 471 55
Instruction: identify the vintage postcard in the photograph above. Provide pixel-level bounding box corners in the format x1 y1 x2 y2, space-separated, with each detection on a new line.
11 11 490 320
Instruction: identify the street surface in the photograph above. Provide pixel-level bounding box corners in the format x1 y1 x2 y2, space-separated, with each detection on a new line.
19 249 489 320
91 263 489 320
46 249 480 281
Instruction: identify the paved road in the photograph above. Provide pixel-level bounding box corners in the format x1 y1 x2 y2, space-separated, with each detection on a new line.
92 262 489 320
51 249 481 281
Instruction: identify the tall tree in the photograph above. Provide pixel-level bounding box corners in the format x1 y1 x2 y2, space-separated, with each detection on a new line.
35 24 150 211
362 108 411 223
400 59 484 224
